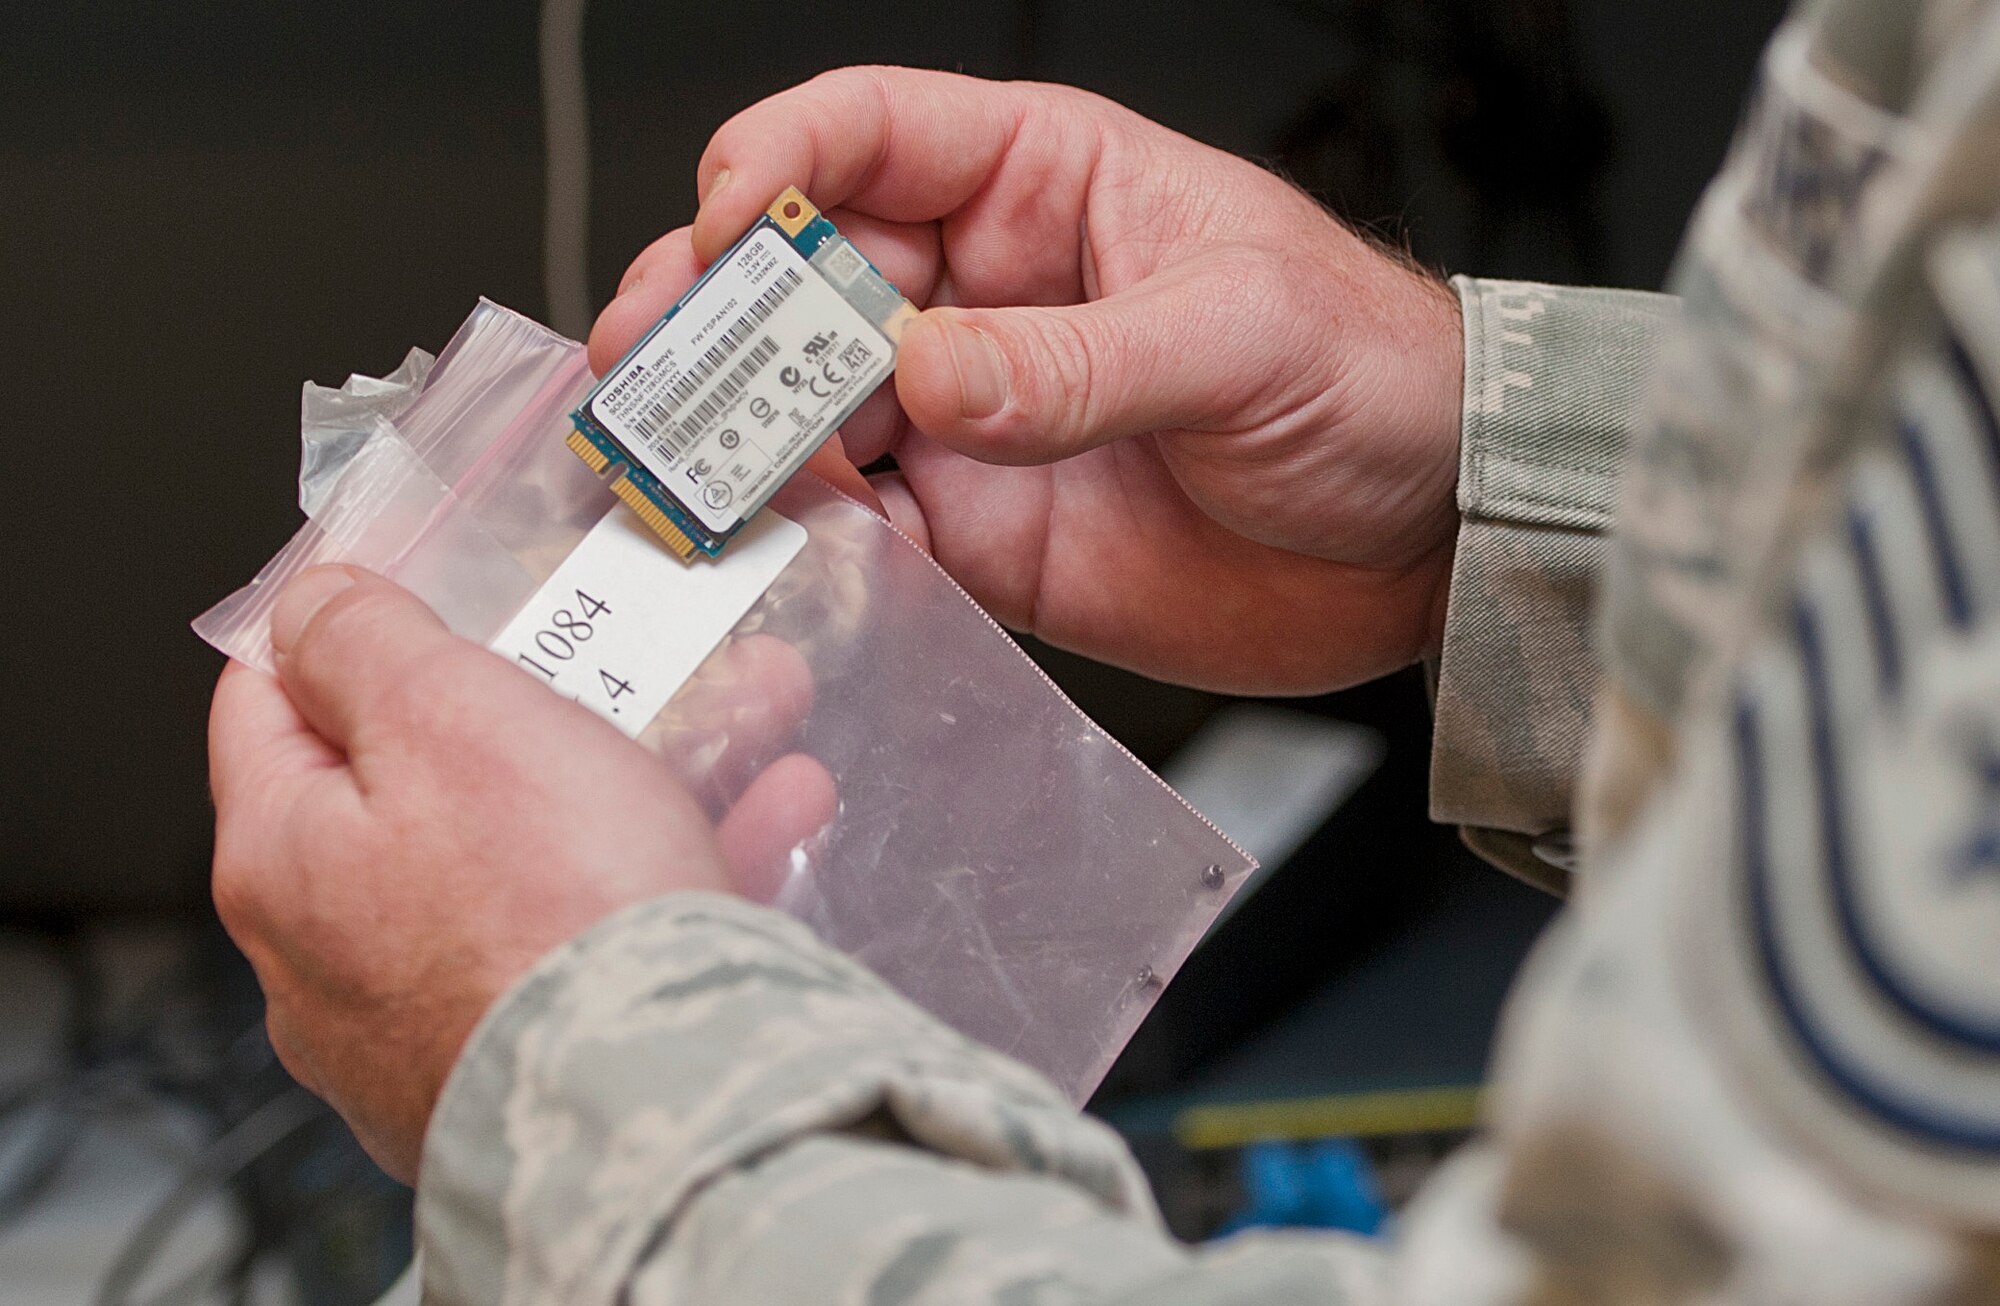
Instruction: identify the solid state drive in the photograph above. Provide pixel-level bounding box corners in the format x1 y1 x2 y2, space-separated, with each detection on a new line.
566 186 916 560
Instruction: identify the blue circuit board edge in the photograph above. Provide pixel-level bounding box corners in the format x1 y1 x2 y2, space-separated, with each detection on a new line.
567 420 735 556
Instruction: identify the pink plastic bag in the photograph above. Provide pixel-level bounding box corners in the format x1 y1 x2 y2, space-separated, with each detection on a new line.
197 300 1252 1101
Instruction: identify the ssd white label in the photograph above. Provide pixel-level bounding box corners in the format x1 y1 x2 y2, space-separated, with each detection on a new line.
489 502 806 736
585 226 894 535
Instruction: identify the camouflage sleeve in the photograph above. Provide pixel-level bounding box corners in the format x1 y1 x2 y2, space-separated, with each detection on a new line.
1429 276 1680 889
414 893 1388 1306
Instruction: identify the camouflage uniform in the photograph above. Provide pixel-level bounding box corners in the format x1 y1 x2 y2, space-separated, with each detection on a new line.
416 0 2000 1299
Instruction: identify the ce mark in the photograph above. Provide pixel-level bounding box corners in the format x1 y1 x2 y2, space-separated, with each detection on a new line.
781 361 848 398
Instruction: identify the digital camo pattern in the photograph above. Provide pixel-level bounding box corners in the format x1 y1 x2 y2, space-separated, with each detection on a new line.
1454 279 1678 536
1430 278 1676 859
417 895 1388 1306
411 2 2000 1303
1429 517 1602 845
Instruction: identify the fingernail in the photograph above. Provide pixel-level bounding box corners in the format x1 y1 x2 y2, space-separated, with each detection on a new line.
270 567 357 658
938 318 1010 420
703 168 731 204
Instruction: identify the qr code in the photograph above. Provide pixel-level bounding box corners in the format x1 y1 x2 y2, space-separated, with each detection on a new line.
838 338 874 372
819 241 866 285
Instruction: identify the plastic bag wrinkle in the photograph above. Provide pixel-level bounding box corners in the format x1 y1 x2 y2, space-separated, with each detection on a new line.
195 301 1253 1102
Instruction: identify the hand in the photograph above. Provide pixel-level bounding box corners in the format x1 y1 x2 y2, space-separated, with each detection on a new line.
206 566 836 1180
593 67 1465 695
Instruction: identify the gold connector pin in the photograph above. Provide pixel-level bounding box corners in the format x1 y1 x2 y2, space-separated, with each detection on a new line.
565 428 611 473
609 476 701 561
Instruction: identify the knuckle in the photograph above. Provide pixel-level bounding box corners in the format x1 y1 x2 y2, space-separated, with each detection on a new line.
792 66 895 138
209 851 257 936
807 64 885 96
1038 80 1139 133
1021 309 1099 441
264 1011 317 1092
210 809 273 939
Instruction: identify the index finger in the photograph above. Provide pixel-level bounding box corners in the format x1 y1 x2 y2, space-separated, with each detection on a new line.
208 660 356 939
208 659 345 810
690 68 1099 265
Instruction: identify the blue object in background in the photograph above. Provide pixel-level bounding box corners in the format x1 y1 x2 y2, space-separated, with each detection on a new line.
1218 1138 1388 1237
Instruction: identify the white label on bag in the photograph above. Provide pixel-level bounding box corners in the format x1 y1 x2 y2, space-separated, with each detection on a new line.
583 224 894 535
489 504 807 737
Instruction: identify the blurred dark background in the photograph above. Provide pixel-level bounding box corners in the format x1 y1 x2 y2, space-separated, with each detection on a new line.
1 0 1785 912
0 0 1785 1295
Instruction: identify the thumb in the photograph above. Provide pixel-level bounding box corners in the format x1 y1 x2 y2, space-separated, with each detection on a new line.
268 566 466 753
894 259 1270 465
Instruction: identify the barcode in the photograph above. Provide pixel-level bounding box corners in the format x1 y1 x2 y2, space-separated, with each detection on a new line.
648 335 779 458
626 268 802 437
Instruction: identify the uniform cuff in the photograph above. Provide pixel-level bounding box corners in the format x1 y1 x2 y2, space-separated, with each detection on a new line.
1453 277 1676 532
1430 278 1677 873
413 894 1150 1306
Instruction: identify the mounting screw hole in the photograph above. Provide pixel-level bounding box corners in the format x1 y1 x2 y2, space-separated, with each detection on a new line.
783 201 802 219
